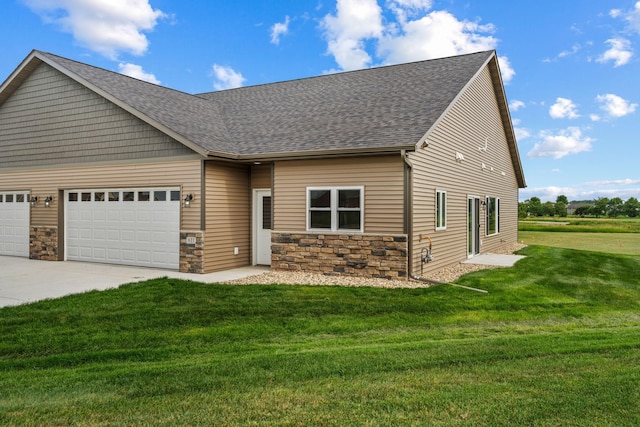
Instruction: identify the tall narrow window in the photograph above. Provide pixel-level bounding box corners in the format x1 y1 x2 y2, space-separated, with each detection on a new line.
307 187 363 232
486 196 500 235
436 190 447 230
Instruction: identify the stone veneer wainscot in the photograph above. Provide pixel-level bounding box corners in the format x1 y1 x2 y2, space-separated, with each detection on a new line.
29 226 58 261
271 232 408 279
180 231 205 273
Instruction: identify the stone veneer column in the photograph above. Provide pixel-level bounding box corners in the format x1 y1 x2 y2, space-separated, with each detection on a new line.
180 231 205 273
29 226 58 261
271 232 408 280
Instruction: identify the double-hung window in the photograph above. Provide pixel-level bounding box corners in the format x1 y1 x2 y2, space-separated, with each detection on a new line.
308 187 364 232
436 190 447 230
486 196 500 235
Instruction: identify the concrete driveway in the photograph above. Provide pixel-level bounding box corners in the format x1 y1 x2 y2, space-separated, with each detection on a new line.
0 256 268 308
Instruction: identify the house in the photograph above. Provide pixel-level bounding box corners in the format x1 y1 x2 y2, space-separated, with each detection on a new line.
0 49 525 280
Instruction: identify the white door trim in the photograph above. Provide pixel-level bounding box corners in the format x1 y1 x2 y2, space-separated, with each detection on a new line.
467 195 481 258
253 189 272 266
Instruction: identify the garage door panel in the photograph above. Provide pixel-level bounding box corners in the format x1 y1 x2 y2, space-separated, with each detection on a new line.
0 192 30 257
66 188 180 269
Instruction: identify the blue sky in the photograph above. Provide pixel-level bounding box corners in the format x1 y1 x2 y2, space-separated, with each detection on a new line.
1 0 639 202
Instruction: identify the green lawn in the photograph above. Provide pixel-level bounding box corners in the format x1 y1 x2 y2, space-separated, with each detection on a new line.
1 246 639 425
519 231 640 255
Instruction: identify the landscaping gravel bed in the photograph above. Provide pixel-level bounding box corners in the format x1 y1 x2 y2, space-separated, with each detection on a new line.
223 243 527 289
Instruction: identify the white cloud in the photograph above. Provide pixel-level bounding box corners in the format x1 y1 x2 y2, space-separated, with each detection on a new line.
497 55 515 83
321 1 513 81
270 15 290 45
596 93 637 117
520 186 577 202
590 114 601 122
378 10 497 65
549 97 580 119
211 64 246 91
514 127 531 141
528 127 594 159
387 0 433 24
597 38 633 67
612 1 640 34
24 0 166 59
586 178 640 186
629 1 640 32
117 63 160 84
321 0 384 70
509 100 525 111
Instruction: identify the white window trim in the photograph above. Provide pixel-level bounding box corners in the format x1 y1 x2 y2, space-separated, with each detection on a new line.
306 186 364 232
485 196 500 236
436 189 447 231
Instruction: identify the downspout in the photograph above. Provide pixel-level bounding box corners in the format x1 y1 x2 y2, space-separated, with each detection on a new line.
401 150 421 282
402 149 448 286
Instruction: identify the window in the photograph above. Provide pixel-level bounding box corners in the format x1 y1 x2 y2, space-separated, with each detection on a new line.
307 187 363 232
154 191 166 201
138 191 150 201
436 190 447 230
486 196 500 235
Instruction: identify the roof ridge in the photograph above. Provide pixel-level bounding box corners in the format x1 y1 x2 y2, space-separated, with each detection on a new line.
196 50 494 96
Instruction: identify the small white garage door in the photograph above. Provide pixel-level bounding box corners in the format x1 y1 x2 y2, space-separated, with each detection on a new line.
65 189 181 269
0 192 30 257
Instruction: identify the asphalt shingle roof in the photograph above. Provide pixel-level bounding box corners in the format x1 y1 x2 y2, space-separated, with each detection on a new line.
32 50 494 159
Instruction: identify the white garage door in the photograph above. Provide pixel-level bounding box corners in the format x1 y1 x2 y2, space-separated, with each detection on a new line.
65 189 181 269
0 192 30 257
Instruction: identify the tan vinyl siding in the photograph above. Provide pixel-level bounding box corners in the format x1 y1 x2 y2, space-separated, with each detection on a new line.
0 63 195 169
409 65 520 276
273 156 404 234
203 161 250 272
0 159 202 230
251 164 272 189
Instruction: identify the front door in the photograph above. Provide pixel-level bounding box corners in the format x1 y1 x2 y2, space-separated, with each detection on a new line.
254 190 272 265
468 196 481 258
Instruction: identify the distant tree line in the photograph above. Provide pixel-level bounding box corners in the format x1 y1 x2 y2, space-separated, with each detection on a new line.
519 195 640 219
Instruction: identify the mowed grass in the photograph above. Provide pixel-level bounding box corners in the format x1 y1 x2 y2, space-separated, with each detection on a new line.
519 231 640 255
1 246 640 425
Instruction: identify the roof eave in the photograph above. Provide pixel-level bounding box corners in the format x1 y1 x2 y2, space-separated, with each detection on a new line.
486 54 527 189
206 145 415 162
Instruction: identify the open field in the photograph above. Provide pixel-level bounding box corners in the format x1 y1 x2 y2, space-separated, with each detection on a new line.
1 246 639 426
519 231 640 255
519 217 640 233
